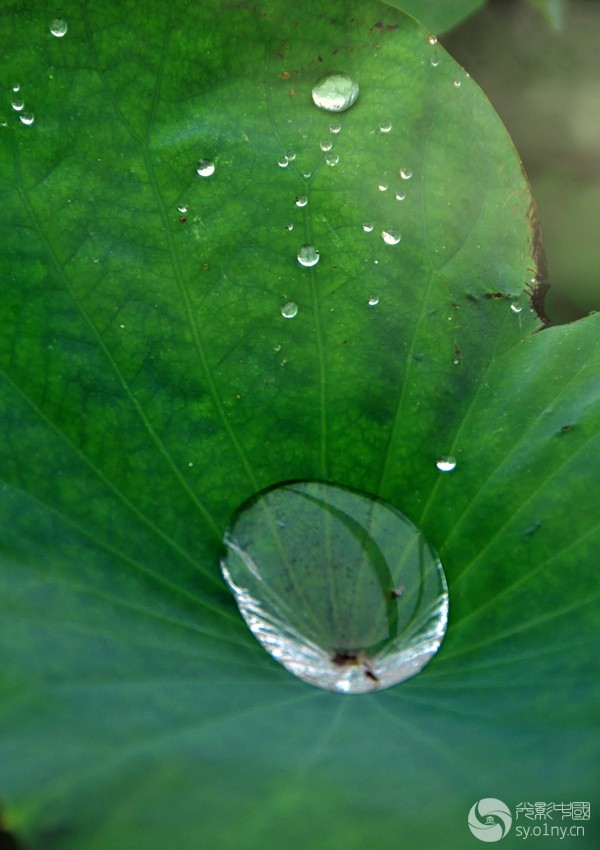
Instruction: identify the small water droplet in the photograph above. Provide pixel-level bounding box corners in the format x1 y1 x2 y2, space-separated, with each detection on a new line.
428 35 438 45
0 119 7 127
178 204 188 214
510 303 523 314
362 223 374 233
295 195 308 207
329 121 341 134
436 456 456 473
381 229 401 246
286 150 296 161
320 139 333 152
196 159 215 177
379 120 392 133
378 183 388 192
19 112 34 126
11 99 24 112
284 222 294 231
400 169 412 180
281 301 298 319
395 190 406 201
453 80 462 88
325 152 339 166
273 343 282 352
297 245 320 267
278 155 289 168
302 169 312 179
311 73 359 113
221 481 449 694
368 296 379 306
11 84 20 93
431 56 440 68
50 18 68 37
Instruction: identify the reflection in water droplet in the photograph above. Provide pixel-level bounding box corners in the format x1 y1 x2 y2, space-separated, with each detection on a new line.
281 301 298 319
320 139 333 152
368 296 379 306
11 99 24 112
362 223 374 233
295 195 308 207
196 159 215 177
436 456 456 472
381 229 401 246
395 190 406 201
510 303 523 314
400 169 412 180
311 73 359 113
297 244 320 267
278 155 289 168
379 120 392 133
325 152 339 166
19 112 34 125
329 121 341 134
221 481 449 694
50 18 68 37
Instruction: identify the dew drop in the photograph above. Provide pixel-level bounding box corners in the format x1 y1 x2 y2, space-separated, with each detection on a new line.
0 119 7 127
295 195 308 207
50 18 68 37
278 155 289 168
284 222 294 231
311 73 359 113
395 190 406 201
302 169 312 179
11 99 24 112
178 204 188 214
378 183 388 192
400 169 412 180
428 35 438 45
379 120 392 133
431 56 440 68
325 152 339 166
19 113 35 126
320 139 333 152
11 83 20 93
362 223 374 233
436 456 456 472
221 481 449 694
381 229 401 246
510 303 523 314
368 295 379 306
281 301 299 319
196 159 215 177
453 80 462 88
329 121 341 134
286 150 296 161
297 244 320 267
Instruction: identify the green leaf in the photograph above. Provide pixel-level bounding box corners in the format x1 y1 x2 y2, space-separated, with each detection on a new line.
387 0 486 33
1 1 598 848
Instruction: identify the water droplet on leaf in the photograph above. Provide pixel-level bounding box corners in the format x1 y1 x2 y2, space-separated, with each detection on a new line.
510 303 523 314
11 83 20 93
379 120 392 133
381 229 401 245
325 152 339 166
11 99 24 112
19 113 34 126
278 155 289 167
297 245 320 267
378 183 388 192
295 195 308 207
362 223 374 233
453 80 462 88
221 481 449 694
395 190 406 201
431 56 440 68
368 296 379 306
428 35 438 45
196 159 215 177
281 301 299 319
329 121 341 134
320 139 333 152
436 456 456 472
178 204 188 213
311 73 359 113
400 169 412 180
50 18 68 37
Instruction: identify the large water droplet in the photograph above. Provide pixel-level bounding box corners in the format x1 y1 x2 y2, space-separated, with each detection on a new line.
221 481 449 694
381 229 401 246
362 223 374 233
196 159 215 177
297 244 320 267
295 195 308 207
379 120 392 133
320 139 333 152
325 152 339 166
400 169 412 180
11 99 24 112
368 295 379 306
510 303 523 314
278 155 289 168
436 456 456 472
311 73 359 113
281 301 298 319
50 18 68 37
19 112 34 126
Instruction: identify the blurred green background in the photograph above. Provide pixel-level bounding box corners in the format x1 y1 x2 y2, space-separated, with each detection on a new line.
444 0 600 323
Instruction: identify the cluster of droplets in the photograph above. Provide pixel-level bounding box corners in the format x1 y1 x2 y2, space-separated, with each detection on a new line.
9 82 34 126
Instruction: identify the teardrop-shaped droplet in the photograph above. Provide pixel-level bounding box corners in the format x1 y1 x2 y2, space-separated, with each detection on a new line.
50 18 68 37
381 229 401 246
311 73 359 113
436 456 456 472
297 244 320 267
196 159 215 177
221 481 449 694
